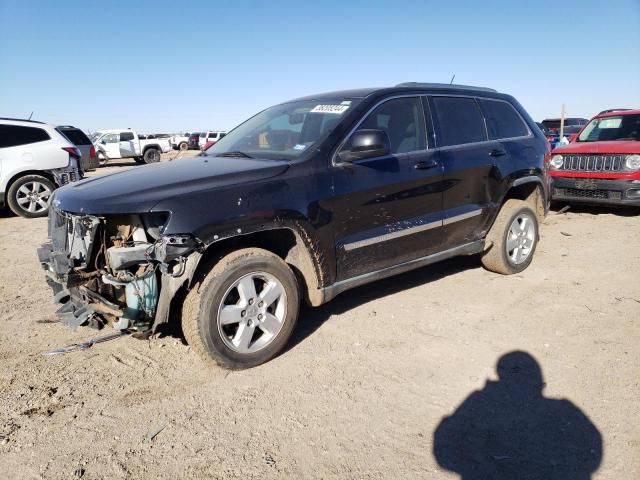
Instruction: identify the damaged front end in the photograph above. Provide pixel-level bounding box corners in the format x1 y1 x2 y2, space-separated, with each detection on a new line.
37 207 202 332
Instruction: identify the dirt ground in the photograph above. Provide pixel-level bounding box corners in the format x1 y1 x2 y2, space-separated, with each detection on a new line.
0 157 638 479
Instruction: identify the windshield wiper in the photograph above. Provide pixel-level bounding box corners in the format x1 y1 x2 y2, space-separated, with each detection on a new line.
216 151 254 158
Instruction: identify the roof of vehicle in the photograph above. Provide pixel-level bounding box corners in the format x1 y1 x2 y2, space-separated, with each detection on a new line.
289 83 502 103
0 117 46 124
596 109 640 118
598 108 632 114
94 128 134 135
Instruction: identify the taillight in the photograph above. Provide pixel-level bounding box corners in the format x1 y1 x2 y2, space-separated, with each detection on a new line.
89 146 96 158
62 147 81 159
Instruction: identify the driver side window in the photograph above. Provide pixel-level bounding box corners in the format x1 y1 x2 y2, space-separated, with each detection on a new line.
358 97 427 154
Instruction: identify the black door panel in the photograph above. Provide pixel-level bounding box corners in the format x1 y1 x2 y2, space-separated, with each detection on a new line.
331 150 444 279
429 96 497 248
328 96 445 280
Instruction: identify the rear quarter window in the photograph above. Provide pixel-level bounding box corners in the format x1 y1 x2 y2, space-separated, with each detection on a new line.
431 96 487 147
0 125 50 148
479 99 529 140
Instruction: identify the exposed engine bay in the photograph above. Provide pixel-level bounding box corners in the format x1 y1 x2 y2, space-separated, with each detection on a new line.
38 208 202 331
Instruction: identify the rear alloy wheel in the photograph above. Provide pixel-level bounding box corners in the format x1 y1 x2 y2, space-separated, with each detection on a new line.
7 174 55 218
481 199 539 274
179 142 188 151
143 148 161 164
182 248 299 369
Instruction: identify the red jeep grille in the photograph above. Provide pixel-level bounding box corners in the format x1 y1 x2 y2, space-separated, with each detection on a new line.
560 154 624 172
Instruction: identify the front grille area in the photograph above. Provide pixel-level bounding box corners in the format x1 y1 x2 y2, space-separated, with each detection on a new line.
554 188 622 200
560 154 624 172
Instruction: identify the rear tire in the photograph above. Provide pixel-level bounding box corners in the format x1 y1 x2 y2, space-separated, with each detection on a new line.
182 248 300 369
7 174 56 218
481 199 539 275
143 148 161 164
179 142 188 151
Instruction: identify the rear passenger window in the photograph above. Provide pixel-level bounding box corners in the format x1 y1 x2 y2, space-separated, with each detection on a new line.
479 99 529 140
120 132 134 141
431 97 486 147
0 125 50 148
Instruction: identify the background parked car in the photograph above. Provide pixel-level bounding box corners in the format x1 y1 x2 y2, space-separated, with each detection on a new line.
56 125 99 171
170 133 191 150
549 108 640 206
92 128 171 165
198 131 227 150
546 125 583 146
541 117 588 134
187 132 201 149
0 118 82 218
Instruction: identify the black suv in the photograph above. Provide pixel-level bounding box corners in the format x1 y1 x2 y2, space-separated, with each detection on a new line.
38 83 549 369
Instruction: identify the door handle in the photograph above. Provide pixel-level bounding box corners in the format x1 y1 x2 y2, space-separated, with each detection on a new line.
489 148 507 157
414 159 439 170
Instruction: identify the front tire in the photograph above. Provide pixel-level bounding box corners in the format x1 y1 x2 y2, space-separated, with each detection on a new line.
98 152 108 166
179 142 188 151
143 148 161 164
7 174 56 218
481 199 539 274
182 248 300 369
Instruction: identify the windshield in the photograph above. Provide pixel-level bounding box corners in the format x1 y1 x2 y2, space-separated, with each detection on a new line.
578 114 640 142
205 98 359 160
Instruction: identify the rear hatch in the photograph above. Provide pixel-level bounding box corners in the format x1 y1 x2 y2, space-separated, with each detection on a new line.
57 127 99 171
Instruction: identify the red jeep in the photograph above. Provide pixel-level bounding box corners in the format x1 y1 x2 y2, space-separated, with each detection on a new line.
549 109 640 206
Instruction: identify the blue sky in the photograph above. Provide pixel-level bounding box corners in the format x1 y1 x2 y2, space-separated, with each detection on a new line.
1 0 638 133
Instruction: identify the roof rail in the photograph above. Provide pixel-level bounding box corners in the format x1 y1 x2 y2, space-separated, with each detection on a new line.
0 117 45 124
395 82 498 93
598 108 632 114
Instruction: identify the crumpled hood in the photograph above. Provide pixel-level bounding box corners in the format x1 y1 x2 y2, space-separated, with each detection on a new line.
53 156 290 214
553 140 640 155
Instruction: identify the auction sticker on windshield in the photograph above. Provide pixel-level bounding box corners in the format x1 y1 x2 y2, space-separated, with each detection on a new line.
311 104 350 114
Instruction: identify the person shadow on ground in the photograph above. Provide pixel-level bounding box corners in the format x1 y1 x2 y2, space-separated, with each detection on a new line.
433 351 602 479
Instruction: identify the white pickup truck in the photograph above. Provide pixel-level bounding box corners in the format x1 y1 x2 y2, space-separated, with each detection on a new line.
91 129 171 165
170 133 191 151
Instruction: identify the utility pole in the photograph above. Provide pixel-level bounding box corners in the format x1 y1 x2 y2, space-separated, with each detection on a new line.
560 103 565 139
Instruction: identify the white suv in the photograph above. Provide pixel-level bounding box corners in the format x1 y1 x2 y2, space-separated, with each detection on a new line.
199 131 227 150
0 118 82 218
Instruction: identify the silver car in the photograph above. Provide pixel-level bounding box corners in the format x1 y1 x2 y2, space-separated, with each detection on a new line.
56 125 99 171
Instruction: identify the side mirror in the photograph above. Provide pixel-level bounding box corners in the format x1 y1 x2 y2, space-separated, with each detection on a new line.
100 139 106 145
338 129 390 162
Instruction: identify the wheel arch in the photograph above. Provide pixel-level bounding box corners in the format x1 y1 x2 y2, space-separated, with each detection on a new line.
195 223 328 307
142 144 161 155
5 169 58 194
500 176 547 223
